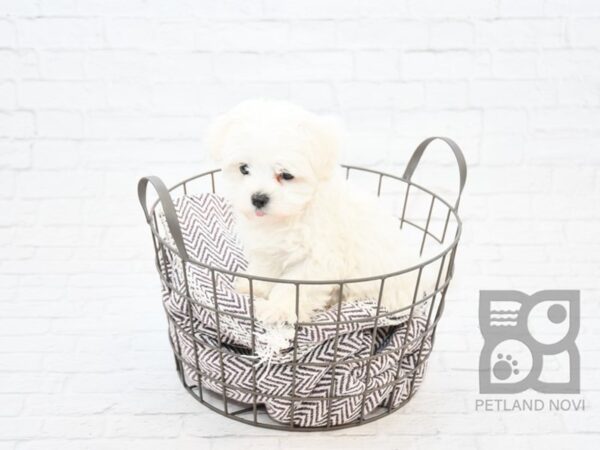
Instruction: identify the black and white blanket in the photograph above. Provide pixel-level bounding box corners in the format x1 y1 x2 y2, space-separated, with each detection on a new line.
158 194 432 427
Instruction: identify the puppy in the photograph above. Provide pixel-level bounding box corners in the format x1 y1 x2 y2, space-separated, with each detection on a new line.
207 99 427 324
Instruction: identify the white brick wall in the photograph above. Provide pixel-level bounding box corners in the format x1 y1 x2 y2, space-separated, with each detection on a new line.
1 0 599 449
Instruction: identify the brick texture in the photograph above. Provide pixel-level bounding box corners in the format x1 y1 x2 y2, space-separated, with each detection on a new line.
1 1 599 449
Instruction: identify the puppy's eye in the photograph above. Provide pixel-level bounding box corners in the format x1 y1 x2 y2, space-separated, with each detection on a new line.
280 172 294 181
239 164 250 175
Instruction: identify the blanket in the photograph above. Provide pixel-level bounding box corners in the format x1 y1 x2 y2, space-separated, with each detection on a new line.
157 193 432 427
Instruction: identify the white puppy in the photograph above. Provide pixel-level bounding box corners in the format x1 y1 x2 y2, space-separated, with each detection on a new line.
207 99 426 324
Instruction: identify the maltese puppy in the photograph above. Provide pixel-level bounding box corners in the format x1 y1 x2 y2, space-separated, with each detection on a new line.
207 99 427 324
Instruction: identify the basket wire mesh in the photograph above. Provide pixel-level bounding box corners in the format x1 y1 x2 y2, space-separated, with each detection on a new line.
138 136 466 431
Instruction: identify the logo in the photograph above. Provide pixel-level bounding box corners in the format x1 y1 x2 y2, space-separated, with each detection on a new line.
479 290 580 394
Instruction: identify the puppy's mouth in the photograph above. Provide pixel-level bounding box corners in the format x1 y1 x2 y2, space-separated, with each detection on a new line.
255 209 266 217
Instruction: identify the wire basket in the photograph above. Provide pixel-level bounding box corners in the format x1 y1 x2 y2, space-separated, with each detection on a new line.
138 136 466 431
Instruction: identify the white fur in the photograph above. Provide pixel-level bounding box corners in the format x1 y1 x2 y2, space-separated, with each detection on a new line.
207 99 427 324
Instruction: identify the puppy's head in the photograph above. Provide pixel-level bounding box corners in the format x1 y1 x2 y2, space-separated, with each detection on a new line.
206 99 341 220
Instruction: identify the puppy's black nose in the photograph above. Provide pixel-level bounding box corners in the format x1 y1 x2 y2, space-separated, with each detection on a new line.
251 193 269 209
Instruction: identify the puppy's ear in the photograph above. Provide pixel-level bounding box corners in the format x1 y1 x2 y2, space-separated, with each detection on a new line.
303 114 343 181
205 113 233 163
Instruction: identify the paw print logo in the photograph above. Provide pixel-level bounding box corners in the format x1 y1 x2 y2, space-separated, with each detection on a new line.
479 290 579 394
493 353 519 380
484 338 532 386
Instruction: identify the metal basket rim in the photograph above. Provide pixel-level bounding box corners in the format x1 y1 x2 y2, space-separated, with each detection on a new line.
145 165 463 285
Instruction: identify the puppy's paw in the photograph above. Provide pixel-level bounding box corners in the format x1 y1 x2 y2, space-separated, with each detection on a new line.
252 280 273 299
251 284 299 324
252 297 297 325
234 277 272 298
233 276 250 295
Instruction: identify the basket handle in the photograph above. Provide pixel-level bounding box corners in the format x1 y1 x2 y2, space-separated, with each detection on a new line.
138 176 189 262
402 136 467 210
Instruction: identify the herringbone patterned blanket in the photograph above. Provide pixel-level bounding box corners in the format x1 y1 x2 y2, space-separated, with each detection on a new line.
158 194 431 427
